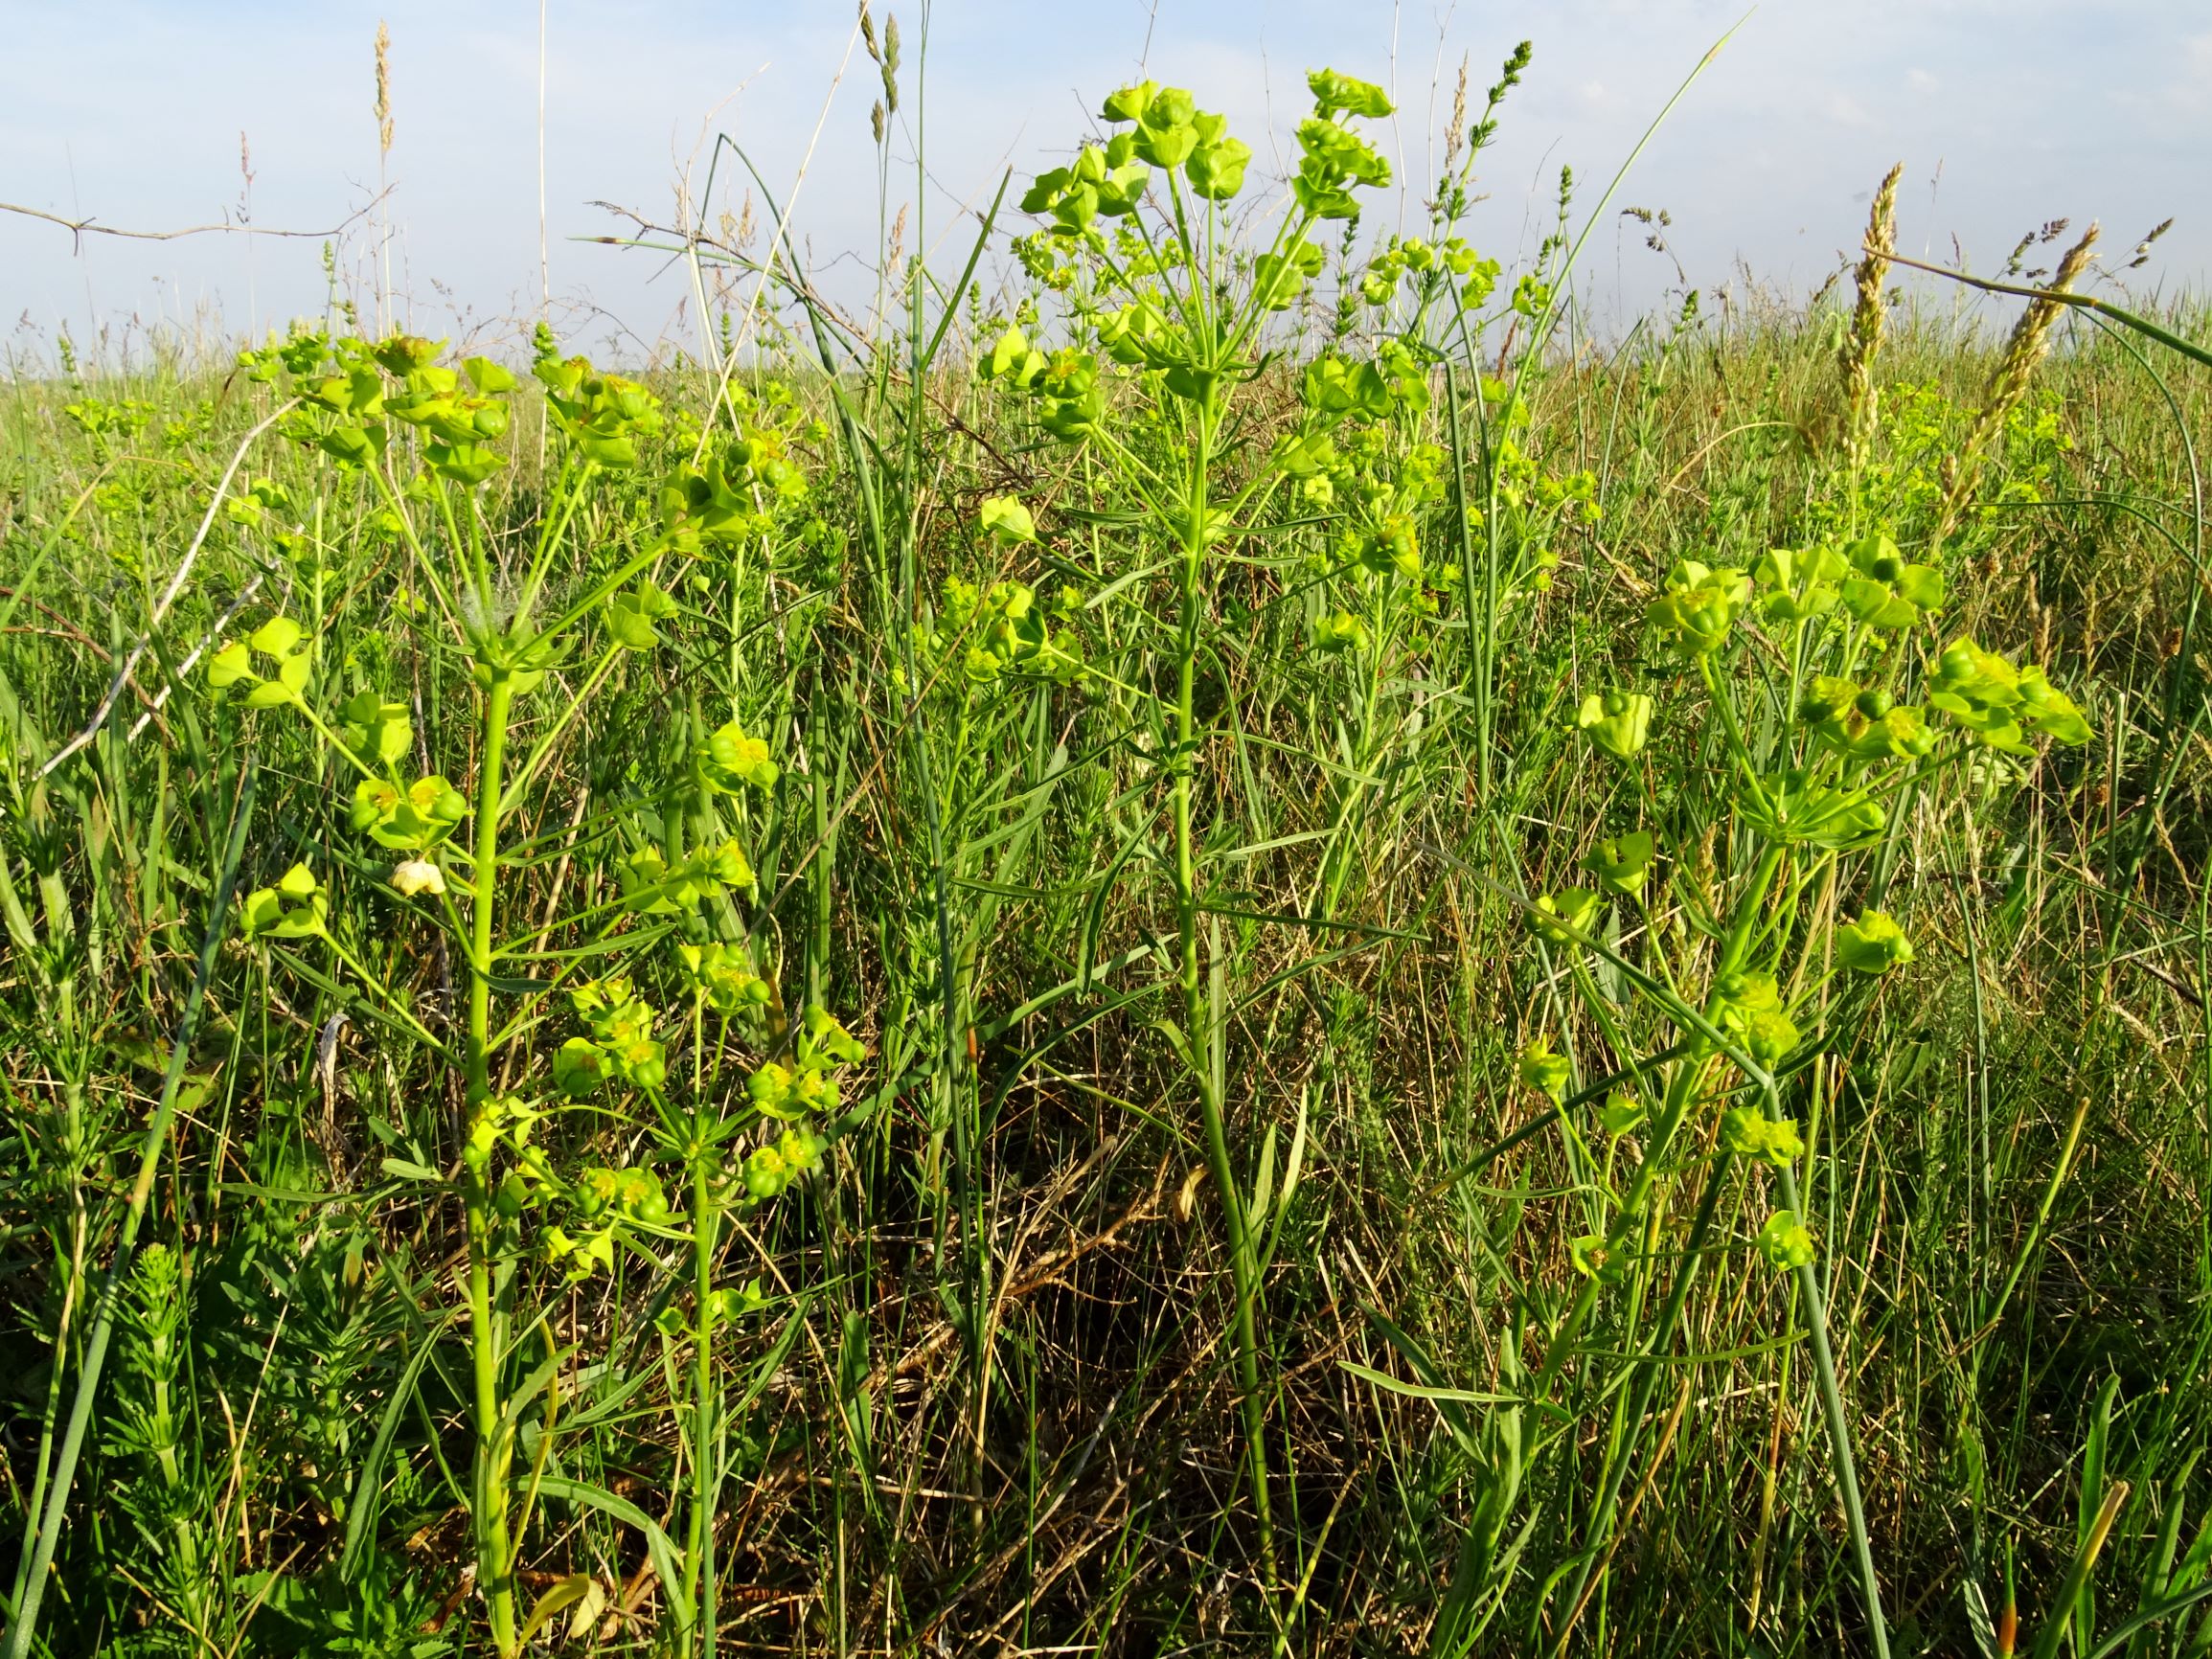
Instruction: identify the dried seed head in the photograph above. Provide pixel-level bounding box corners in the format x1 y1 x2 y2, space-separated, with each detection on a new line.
374 20 394 157
1992 224 2099 411
2128 216 2173 270
1938 221 2100 545
1444 55 1469 168
1839 161 1904 464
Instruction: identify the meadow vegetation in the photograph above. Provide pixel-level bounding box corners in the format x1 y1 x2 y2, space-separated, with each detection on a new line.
2 31 2210 1659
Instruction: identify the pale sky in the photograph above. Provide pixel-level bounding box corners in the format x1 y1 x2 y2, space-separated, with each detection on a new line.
4 1 2207 366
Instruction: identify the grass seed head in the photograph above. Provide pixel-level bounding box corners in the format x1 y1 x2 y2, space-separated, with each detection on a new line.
1840 161 1904 461
373 20 393 158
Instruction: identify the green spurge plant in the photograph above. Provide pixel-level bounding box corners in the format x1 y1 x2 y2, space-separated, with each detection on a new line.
981 53 1585 1596
1425 522 2093 1654
9 34 2209 1655
988 63 1494 1583
207 327 862 1657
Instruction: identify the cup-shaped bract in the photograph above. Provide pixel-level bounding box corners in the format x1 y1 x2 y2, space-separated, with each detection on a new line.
1836 910 1914 974
1307 67 1394 119
1583 830 1656 896
1599 1090 1647 1136
1569 1233 1626 1284
1577 690 1653 760
1755 1210 1816 1270
1517 1038 1571 1104
1531 886 1603 945
1648 560 1751 655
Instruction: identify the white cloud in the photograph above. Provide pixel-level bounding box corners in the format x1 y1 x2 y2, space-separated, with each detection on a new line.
2151 29 2212 116
4 0 2207 354
1823 92 1875 129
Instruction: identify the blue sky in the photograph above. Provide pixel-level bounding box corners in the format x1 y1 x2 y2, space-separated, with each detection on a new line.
4 0 2206 365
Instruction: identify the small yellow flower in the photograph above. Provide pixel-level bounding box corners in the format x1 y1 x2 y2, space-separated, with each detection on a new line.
391 858 445 897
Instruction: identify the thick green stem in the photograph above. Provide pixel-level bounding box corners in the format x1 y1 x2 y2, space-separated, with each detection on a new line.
1532 844 1785 1395
1173 396 1278 1588
1548 1150 1734 1651
1740 833 1891 1655
465 672 519 1659
687 1148 720 1657
1776 1157 1892 1659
